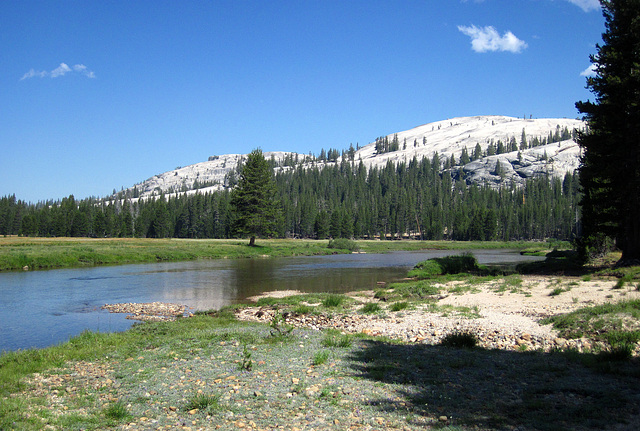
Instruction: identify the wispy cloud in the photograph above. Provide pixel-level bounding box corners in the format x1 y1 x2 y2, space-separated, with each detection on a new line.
580 64 597 77
565 0 601 12
20 63 96 80
458 25 528 53
50 63 72 78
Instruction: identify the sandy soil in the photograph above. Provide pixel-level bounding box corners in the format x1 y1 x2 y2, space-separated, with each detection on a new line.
237 275 640 352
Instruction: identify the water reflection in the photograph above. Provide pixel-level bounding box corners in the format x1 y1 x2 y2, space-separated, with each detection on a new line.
0 249 542 351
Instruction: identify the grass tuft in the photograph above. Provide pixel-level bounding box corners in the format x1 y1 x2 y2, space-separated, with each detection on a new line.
360 303 381 314
439 331 478 349
103 400 130 421
312 350 330 366
322 294 345 308
390 301 409 312
184 393 221 413
321 332 353 348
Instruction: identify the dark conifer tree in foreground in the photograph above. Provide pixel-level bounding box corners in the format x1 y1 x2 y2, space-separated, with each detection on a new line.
576 0 640 263
230 149 282 246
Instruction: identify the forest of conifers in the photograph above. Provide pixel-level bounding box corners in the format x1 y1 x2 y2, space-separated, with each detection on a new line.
0 155 580 241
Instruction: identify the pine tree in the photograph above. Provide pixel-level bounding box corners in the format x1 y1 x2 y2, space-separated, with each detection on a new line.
231 149 282 246
576 0 640 263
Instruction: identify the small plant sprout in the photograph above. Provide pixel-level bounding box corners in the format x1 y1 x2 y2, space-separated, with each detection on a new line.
239 344 253 371
269 311 294 337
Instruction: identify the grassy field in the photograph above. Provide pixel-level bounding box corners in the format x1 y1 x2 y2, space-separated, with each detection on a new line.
0 236 561 272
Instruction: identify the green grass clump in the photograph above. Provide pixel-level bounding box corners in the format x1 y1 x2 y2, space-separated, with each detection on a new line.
293 304 314 314
543 300 640 347
409 253 483 279
439 331 478 349
389 301 409 312
388 280 440 300
312 350 330 366
184 393 221 413
322 294 345 308
321 331 353 348
103 400 131 421
360 303 381 314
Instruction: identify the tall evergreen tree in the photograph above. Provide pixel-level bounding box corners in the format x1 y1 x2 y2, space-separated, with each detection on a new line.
576 0 640 263
231 149 282 246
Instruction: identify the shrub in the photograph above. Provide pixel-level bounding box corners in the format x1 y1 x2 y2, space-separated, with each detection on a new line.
408 259 443 278
603 330 640 350
327 238 359 252
269 311 294 338
577 232 615 262
439 330 478 349
597 345 634 362
409 253 481 279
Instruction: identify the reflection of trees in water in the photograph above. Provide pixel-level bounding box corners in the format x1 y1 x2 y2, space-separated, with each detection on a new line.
150 250 543 310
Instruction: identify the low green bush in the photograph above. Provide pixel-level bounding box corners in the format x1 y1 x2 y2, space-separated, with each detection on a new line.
409 253 482 279
327 238 359 252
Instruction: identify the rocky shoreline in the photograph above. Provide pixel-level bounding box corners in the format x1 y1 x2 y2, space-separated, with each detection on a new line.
102 302 192 321
235 275 640 355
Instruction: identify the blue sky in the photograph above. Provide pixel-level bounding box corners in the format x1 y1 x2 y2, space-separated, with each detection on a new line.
2 0 603 203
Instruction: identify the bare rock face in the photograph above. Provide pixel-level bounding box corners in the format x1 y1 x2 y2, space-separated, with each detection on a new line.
459 139 580 187
115 115 585 201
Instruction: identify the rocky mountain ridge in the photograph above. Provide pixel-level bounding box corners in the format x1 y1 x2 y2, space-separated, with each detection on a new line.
117 115 585 201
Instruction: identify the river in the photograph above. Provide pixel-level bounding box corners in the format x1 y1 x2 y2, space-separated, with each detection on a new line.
0 249 542 352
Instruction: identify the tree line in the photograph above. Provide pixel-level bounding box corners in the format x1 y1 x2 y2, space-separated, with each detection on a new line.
1 153 580 241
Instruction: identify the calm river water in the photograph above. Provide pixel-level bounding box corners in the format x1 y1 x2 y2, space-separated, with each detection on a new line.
0 249 542 352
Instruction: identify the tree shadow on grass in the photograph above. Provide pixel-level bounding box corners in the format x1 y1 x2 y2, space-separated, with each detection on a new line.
347 340 640 430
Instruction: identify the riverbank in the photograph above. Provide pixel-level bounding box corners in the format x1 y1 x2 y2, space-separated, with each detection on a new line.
2 264 640 430
0 236 560 272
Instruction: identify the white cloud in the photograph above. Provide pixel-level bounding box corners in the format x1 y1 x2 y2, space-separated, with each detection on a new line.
73 64 96 78
50 63 72 78
580 64 597 77
20 69 47 80
565 0 601 12
20 63 96 80
458 25 528 53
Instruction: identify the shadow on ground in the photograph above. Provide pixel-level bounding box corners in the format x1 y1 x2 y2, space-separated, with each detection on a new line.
347 340 640 430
